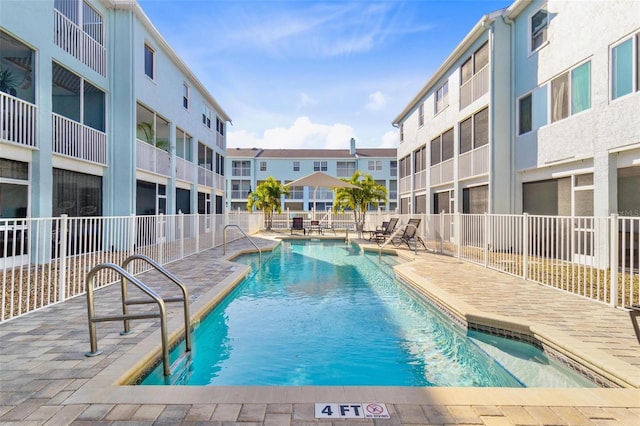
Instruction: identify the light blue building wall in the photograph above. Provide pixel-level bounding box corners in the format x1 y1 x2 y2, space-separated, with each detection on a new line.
0 0 230 222
226 143 397 212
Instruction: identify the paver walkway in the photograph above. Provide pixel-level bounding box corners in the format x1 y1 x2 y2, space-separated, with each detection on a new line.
0 234 639 425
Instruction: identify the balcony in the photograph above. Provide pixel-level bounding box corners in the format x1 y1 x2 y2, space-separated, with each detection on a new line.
459 144 489 179
137 139 170 176
52 113 106 165
399 176 411 194
54 9 106 77
198 166 213 187
430 158 454 186
414 170 427 191
216 133 225 149
1 92 37 148
175 157 194 182
459 65 488 110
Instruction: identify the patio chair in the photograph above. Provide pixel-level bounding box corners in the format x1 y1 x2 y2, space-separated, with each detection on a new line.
390 218 426 250
372 217 399 243
291 217 306 235
308 220 322 235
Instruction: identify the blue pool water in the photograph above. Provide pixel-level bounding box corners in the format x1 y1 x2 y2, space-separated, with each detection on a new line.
141 240 595 387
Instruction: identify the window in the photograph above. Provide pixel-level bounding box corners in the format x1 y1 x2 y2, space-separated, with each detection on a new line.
463 185 488 214
531 8 548 52
53 168 102 217
460 42 488 84
232 160 251 176
175 128 192 160
260 161 267 172
435 81 449 114
337 161 355 177
459 107 489 152
399 156 410 178
183 83 189 109
430 136 441 166
551 61 591 123
518 94 532 134
390 160 397 177
216 153 224 175
144 44 154 79
202 104 211 128
612 35 639 100
399 123 404 142
54 0 104 45
413 146 426 173
216 117 224 135
314 161 327 171
430 128 454 165
368 160 382 172
293 161 300 172
198 142 213 171
418 104 424 126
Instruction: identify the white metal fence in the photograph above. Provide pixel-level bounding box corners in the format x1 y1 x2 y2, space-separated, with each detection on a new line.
2 211 637 322
1 212 262 322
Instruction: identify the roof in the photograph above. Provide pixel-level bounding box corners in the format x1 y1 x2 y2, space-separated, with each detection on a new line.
391 2 528 125
106 0 232 123
227 148 397 159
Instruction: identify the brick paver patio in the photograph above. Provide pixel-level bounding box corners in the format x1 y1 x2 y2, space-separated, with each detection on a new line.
1 234 638 425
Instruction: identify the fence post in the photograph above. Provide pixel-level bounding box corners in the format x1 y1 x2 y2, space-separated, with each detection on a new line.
58 215 68 302
439 211 444 254
455 212 461 258
195 212 200 253
609 213 618 307
522 213 529 281
129 214 136 255
484 212 489 267
179 211 184 260
157 214 164 265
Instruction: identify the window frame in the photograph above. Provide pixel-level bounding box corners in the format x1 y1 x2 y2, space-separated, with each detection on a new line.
202 104 212 129
530 6 549 53
418 104 424 127
259 161 267 172
144 43 155 80
183 83 189 110
367 160 382 172
293 161 300 172
518 93 533 135
313 161 327 172
611 34 639 100
434 80 449 114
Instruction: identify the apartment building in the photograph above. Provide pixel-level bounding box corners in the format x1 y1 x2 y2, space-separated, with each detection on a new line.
0 0 230 222
393 0 640 217
226 139 397 212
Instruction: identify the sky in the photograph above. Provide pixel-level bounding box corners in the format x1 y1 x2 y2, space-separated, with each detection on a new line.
137 0 513 151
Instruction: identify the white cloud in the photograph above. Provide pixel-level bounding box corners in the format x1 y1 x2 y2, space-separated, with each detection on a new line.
297 92 318 109
380 130 398 148
365 90 386 111
228 117 355 150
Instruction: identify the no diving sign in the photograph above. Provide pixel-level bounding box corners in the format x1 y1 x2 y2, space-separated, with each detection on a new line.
315 403 390 419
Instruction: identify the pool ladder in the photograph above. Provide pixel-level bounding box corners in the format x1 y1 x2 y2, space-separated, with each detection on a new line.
85 254 191 376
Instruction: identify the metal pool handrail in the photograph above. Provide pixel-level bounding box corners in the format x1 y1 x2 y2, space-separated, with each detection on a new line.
223 224 261 264
378 222 420 261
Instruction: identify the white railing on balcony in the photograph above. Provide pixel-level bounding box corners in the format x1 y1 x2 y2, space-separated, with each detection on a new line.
1 92 37 148
52 113 106 165
430 158 454 186
136 139 171 176
175 157 194 182
414 170 427 190
215 173 225 191
216 133 224 149
459 144 489 179
459 65 489 110
198 166 214 187
54 10 106 77
399 176 411 194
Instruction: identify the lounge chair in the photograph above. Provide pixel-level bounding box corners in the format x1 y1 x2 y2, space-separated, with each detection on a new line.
372 217 399 243
390 218 426 250
308 220 322 235
291 217 305 235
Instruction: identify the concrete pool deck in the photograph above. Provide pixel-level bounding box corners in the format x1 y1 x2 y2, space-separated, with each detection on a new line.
0 234 639 425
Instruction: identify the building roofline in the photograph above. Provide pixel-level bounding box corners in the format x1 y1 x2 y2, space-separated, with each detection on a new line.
104 0 232 123
391 6 514 125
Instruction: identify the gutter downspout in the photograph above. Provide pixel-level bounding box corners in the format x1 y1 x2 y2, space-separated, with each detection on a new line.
484 19 495 215
502 15 515 214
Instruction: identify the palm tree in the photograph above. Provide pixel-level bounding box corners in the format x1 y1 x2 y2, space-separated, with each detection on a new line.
246 176 290 230
334 170 388 230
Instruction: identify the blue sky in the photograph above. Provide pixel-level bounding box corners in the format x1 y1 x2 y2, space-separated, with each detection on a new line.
138 0 512 150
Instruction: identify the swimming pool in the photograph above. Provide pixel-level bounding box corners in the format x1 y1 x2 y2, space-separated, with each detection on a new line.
141 240 595 387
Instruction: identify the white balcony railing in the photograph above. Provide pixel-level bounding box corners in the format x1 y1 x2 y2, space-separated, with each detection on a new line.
175 157 194 182
430 158 454 186
54 10 106 77
215 173 225 191
198 166 214 187
414 170 427 190
1 92 37 148
52 113 106 165
136 139 171 176
459 144 489 179
216 133 225 149
399 176 411 194
459 65 489 110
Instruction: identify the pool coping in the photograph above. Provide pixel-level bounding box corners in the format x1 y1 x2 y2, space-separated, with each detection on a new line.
63 239 640 409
